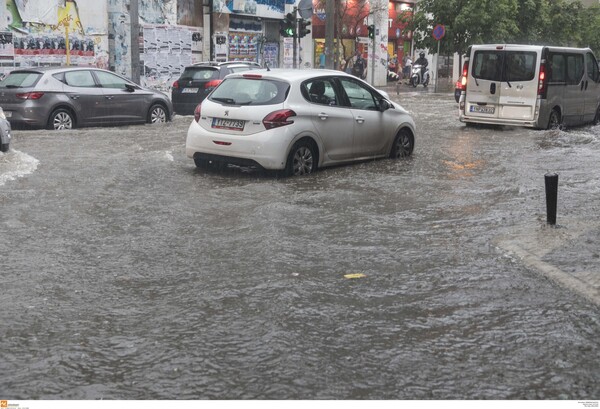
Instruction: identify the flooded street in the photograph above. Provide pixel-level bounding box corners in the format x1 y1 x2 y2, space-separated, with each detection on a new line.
1 91 599 399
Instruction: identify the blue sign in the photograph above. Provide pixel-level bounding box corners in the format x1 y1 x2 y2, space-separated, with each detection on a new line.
432 24 445 41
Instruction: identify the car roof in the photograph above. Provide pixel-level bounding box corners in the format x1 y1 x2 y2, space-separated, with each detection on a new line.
7 66 110 75
192 61 261 67
226 68 355 83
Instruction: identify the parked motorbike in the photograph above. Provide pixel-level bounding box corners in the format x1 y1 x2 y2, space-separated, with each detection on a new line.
410 64 430 87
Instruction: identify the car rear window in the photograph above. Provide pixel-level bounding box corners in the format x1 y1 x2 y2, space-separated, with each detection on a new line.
0 72 42 88
180 67 219 81
208 77 289 106
472 50 537 82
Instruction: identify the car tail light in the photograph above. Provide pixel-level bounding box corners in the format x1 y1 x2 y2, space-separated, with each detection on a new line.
263 109 296 130
243 73 263 79
194 104 201 123
205 79 222 91
172 80 180 89
16 92 44 100
538 63 547 98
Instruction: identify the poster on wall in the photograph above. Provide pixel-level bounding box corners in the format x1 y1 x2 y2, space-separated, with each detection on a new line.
228 31 258 62
213 31 228 62
141 24 203 92
263 42 278 68
0 32 15 74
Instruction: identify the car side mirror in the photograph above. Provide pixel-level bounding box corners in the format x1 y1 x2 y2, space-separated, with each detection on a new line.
125 84 136 92
379 98 391 112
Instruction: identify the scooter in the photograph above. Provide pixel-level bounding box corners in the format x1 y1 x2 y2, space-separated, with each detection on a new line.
410 64 430 87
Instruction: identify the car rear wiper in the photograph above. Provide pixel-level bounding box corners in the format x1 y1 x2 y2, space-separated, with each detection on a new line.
212 97 235 104
5 85 20 88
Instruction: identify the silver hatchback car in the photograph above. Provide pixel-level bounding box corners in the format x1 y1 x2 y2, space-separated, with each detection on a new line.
0 66 173 130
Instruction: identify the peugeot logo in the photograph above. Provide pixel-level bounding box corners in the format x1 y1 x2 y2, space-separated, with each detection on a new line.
224 110 229 117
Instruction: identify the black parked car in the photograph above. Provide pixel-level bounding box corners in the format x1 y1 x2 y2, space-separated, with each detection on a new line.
171 61 261 115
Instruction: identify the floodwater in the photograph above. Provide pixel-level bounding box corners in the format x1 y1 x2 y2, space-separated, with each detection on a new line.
1 91 599 399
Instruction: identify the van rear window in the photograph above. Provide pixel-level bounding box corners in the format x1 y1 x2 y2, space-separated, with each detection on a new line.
473 51 537 82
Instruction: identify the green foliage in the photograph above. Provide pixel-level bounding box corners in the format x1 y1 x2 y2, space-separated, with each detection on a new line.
406 0 599 57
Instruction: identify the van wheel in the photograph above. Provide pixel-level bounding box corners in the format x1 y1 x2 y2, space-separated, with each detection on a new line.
0 143 8 152
547 109 562 130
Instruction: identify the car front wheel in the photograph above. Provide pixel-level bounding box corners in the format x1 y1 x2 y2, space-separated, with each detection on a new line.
594 105 600 125
285 140 317 176
0 143 8 152
148 104 167 124
48 108 74 130
390 129 414 159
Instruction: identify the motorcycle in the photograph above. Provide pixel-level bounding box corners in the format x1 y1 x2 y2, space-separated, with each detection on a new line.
410 64 430 87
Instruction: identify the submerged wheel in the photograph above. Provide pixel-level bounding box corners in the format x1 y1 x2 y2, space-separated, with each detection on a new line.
547 108 562 130
285 140 317 176
0 143 8 152
390 129 414 159
148 104 167 124
594 105 600 125
47 108 74 130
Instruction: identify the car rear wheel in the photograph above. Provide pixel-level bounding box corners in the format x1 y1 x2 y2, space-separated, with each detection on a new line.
48 108 74 130
148 104 167 124
0 143 8 152
547 108 562 130
390 129 414 159
285 140 317 176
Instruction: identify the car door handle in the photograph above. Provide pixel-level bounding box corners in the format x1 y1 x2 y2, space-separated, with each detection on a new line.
105 95 114 100
355 116 365 124
317 113 329 120
70 95 79 100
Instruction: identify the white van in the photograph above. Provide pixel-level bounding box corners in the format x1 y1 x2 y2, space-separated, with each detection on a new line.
458 44 600 129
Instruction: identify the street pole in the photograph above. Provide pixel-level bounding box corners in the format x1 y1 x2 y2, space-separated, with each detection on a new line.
130 0 140 84
325 0 335 69
434 40 440 93
293 8 298 69
371 26 375 84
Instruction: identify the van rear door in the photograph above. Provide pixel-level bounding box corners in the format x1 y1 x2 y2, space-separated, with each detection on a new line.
465 47 503 119
498 48 539 121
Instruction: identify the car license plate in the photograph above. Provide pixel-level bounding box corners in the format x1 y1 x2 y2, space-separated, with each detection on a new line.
4 111 11 118
212 117 245 131
470 105 495 114
182 88 199 93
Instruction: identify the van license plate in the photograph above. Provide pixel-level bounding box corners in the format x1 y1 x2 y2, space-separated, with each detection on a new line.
212 117 244 131
470 105 495 114
182 88 199 93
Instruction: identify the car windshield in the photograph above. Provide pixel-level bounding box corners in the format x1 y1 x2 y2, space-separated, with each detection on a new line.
0 72 42 88
180 67 219 81
209 77 289 106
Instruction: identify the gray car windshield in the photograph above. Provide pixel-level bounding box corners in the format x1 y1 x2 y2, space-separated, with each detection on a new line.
209 77 289 106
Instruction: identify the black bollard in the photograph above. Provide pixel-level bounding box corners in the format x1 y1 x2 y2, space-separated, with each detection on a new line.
544 173 559 225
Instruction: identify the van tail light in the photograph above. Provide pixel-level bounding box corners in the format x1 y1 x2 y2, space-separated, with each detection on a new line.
194 104 202 123
16 92 44 100
461 61 469 91
538 63 548 98
172 80 180 89
263 109 296 130
205 79 222 91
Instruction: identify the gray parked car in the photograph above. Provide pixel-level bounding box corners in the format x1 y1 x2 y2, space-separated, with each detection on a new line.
0 107 11 152
0 66 173 130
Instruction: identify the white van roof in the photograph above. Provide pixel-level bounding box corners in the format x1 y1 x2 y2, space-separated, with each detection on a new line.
470 44 592 53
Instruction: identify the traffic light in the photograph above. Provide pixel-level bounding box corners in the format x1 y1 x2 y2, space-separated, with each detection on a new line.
298 18 311 38
279 12 296 37
368 24 375 39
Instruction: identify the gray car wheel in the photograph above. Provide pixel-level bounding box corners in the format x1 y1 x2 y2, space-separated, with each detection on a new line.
0 143 8 152
594 105 600 125
390 129 414 159
48 108 74 130
148 104 167 124
285 140 317 176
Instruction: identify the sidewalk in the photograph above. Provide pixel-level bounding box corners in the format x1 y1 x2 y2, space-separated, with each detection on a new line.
496 218 600 307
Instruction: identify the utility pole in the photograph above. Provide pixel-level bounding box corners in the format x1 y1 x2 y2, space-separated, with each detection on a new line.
129 0 140 84
325 0 335 69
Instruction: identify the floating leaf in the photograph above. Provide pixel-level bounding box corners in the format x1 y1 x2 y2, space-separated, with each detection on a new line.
344 273 366 279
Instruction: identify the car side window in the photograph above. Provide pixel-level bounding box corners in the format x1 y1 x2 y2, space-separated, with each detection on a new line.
64 70 96 87
338 78 379 111
303 79 338 106
548 53 566 83
566 54 584 85
586 52 600 83
94 70 130 89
